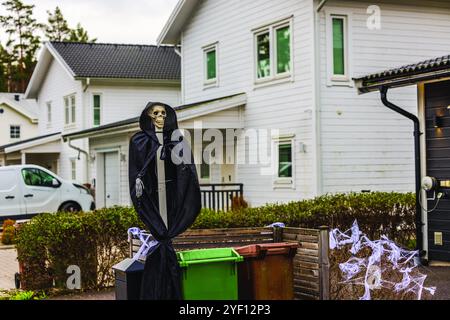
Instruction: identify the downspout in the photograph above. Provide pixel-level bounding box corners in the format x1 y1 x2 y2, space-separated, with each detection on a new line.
312 0 328 196
67 137 90 184
380 86 424 260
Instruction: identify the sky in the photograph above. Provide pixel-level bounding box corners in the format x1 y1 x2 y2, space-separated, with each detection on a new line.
0 0 179 44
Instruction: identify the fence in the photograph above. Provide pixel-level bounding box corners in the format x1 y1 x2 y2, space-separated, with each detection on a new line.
199 184 244 212
130 226 330 300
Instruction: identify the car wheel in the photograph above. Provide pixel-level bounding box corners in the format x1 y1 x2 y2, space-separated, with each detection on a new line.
59 202 81 213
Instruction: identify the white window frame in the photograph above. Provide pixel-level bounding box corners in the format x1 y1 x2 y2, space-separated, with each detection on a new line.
46 101 52 127
10 125 21 139
272 134 295 189
70 158 77 181
202 42 219 88
253 17 293 86
64 93 76 126
92 93 102 127
326 9 353 86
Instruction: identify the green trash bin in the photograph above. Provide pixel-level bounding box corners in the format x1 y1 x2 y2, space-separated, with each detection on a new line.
177 248 243 300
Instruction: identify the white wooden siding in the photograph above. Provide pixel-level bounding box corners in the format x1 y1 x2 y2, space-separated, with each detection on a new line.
83 85 181 127
319 0 450 193
36 59 85 181
181 0 316 206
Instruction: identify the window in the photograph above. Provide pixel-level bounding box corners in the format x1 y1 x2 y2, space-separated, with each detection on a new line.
200 143 211 180
332 17 345 76
10 125 20 139
64 94 76 125
93 94 101 126
278 142 292 178
70 159 77 180
21 168 58 188
254 19 292 82
256 32 271 79
47 102 52 124
203 43 218 86
200 163 210 180
326 11 351 84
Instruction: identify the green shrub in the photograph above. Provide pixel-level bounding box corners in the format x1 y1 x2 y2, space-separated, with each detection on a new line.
16 207 144 291
16 192 415 291
192 192 416 244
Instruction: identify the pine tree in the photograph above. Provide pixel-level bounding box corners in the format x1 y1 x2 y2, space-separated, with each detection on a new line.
0 44 9 91
0 0 43 92
68 23 97 43
45 6 71 41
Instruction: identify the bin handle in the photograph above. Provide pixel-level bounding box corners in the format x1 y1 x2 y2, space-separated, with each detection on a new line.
179 256 243 267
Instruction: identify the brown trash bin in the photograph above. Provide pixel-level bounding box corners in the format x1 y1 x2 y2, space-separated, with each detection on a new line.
235 242 298 300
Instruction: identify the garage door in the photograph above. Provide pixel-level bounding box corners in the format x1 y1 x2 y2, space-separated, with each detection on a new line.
104 152 120 207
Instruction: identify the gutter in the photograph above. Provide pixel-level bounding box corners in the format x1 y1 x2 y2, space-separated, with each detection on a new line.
380 86 425 261
67 137 90 184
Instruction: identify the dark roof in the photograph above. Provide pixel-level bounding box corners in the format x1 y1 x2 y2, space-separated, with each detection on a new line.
50 42 181 81
63 93 246 139
355 54 450 93
0 132 61 151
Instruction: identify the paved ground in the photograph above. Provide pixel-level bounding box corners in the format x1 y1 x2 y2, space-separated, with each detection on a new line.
421 266 450 300
0 248 18 290
1 244 449 300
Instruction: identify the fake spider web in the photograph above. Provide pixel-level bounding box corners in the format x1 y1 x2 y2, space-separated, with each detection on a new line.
329 221 436 300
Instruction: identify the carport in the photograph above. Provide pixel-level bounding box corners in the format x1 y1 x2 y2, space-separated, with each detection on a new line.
354 54 450 263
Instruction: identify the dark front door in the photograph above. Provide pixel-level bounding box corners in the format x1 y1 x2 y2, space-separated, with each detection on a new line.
425 80 450 261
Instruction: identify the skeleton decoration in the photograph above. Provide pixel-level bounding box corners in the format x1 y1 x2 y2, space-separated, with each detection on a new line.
148 105 167 131
330 221 436 300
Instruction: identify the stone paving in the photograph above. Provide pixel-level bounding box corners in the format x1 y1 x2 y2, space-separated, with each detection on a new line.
0 248 18 290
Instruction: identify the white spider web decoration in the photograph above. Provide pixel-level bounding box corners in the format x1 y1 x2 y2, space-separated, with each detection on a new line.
330 220 436 300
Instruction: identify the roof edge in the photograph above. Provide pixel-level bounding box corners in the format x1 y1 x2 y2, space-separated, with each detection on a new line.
157 0 200 45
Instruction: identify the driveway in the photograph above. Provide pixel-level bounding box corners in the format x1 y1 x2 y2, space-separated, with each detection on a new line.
0 248 18 290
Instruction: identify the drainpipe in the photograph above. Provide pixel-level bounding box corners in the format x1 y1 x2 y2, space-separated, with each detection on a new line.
67 137 90 184
380 86 424 260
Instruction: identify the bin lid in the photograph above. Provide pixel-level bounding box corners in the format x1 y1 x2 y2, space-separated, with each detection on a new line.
112 258 145 273
235 242 299 258
177 248 243 267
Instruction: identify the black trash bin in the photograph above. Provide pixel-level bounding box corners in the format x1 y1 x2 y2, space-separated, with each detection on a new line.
113 258 145 300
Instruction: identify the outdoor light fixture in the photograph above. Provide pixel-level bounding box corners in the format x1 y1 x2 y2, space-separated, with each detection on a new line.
433 114 444 128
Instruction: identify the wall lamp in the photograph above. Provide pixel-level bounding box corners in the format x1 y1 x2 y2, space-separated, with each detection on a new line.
434 114 444 128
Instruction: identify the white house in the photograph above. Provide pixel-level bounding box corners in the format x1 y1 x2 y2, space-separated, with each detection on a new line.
64 0 450 210
154 0 450 207
0 93 39 166
0 42 181 194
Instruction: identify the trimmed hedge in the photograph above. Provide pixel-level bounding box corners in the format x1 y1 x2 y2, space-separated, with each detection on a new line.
16 192 415 291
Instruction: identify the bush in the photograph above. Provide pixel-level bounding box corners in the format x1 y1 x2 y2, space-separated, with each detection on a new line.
16 192 415 291
1 220 16 245
16 207 144 291
192 192 416 245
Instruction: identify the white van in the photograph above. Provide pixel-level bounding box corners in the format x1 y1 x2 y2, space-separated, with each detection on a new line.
0 165 95 222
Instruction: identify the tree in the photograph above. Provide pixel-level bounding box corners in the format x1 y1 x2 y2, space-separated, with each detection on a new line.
45 6 71 41
0 44 9 91
68 23 97 43
0 0 43 92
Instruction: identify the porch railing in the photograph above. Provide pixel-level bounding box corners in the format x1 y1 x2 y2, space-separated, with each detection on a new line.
199 183 244 212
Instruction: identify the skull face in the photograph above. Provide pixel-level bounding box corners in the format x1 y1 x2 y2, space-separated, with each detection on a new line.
148 105 166 130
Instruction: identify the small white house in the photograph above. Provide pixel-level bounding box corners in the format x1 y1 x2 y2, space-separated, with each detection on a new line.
1 42 181 189
0 93 39 166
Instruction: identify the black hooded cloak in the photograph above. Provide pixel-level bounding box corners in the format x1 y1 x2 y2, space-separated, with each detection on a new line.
129 102 201 300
